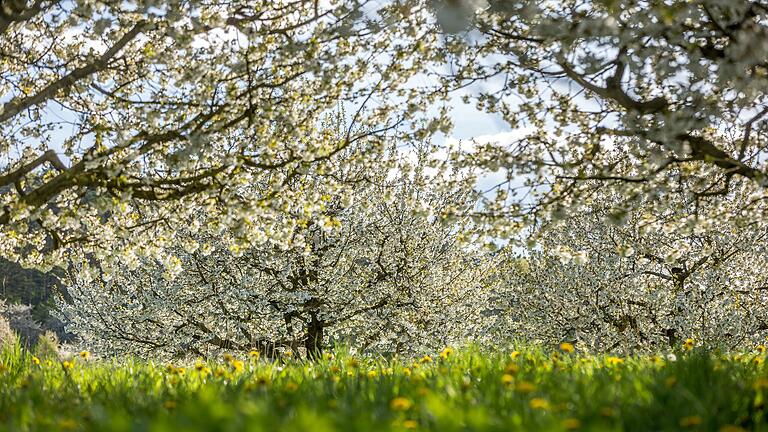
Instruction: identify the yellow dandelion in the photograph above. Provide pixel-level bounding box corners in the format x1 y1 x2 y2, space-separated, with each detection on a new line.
324 352 335 361
510 350 521 359
439 347 454 359
559 342 575 353
420 355 433 364
665 376 678 388
501 374 514 385
248 350 261 360
195 362 206 371
562 418 581 430
753 356 764 365
504 363 519 374
754 378 768 390
606 356 624 366
403 368 412 376
403 420 419 429
679 415 702 427
599 407 615 417
367 370 378 378
515 381 536 393
757 345 767 354
719 425 747 432
223 353 234 363
31 356 40 365
79 351 90 360
390 397 413 411
58 419 78 430
62 360 74 370
683 338 695 351
529 398 550 410
231 360 245 373
347 358 360 369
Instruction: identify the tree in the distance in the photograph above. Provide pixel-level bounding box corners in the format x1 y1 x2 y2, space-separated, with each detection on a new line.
493 179 768 352
60 151 495 359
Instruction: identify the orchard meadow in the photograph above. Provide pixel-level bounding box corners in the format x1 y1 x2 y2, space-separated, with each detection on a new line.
2 340 768 431
4 1 768 430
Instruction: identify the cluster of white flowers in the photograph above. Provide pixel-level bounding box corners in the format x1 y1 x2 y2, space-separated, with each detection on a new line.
59 152 498 359
4 1 768 356
492 182 768 353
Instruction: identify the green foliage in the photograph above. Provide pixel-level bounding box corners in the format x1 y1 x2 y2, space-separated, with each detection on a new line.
1 344 767 431
0 316 15 349
0 257 58 307
33 331 60 361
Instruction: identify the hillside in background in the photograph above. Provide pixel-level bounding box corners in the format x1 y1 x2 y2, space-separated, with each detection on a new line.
0 258 71 341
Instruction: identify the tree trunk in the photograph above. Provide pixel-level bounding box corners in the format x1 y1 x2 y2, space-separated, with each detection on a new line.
305 312 324 360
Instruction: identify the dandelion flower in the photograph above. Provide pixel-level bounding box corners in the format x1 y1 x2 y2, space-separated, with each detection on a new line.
231 360 244 373
515 381 536 393
682 339 694 351
248 350 261 360
719 425 747 432
420 355 433 364
57 419 78 430
665 376 678 388
679 415 702 427
501 374 514 385
753 378 768 390
31 356 40 365
402 420 419 429
390 397 413 411
562 418 581 430
529 398 550 410
560 342 575 353
79 351 90 360
439 347 454 359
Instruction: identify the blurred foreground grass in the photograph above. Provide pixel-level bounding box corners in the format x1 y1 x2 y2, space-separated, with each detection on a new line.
1 341 767 431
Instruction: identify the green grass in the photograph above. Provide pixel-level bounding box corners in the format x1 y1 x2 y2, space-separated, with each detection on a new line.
1 342 767 431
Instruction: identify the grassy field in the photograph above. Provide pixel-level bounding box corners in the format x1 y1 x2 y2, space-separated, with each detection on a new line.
1 342 768 431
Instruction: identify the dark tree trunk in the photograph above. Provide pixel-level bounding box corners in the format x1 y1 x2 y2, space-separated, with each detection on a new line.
305 312 324 360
